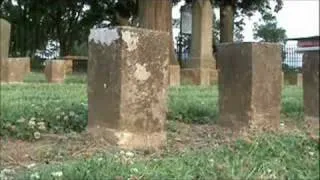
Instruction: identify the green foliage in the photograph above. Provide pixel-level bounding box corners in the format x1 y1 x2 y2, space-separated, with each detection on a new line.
15 133 319 179
168 86 219 124
253 12 287 43
0 73 303 140
1 0 115 57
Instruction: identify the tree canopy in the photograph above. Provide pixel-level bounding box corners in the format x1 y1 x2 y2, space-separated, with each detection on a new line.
253 12 287 43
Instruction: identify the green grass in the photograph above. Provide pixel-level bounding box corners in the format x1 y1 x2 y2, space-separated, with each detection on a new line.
1 72 318 180
0 72 303 140
14 133 319 180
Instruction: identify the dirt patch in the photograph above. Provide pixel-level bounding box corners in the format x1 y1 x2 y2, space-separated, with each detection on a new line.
1 120 317 170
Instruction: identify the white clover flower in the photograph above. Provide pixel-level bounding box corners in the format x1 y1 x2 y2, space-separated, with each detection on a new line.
30 117 36 121
27 163 36 169
38 124 46 131
69 111 75 116
30 172 40 179
37 122 45 126
130 168 139 173
34 132 41 139
17 117 25 123
51 171 63 177
63 116 69 121
125 151 134 158
56 115 61 120
28 120 36 128
37 121 46 129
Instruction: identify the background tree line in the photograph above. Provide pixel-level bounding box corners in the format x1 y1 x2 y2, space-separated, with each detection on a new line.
0 0 286 64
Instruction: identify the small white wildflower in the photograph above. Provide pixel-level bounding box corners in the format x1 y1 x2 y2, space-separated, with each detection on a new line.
1 168 15 175
208 159 214 163
28 120 36 128
98 158 103 161
61 112 65 116
125 151 134 158
34 132 41 140
267 169 272 173
309 151 314 156
30 172 40 179
280 122 285 127
37 122 45 126
69 111 75 116
130 168 139 173
30 117 36 121
51 171 63 177
120 150 125 155
27 163 36 169
37 122 46 130
17 117 25 123
56 115 60 120
63 116 69 121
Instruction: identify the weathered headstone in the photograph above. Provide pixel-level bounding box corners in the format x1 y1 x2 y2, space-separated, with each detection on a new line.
44 60 65 83
64 60 73 74
5 58 28 83
0 18 10 61
281 71 285 88
88 26 169 150
297 73 303 87
302 52 319 124
180 0 217 85
0 18 11 82
217 42 281 131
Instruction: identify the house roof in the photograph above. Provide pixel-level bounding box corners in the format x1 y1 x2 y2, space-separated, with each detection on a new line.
286 36 320 41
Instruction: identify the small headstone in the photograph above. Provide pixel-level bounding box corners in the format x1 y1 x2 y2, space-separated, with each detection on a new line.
302 52 319 123
0 18 11 61
44 60 65 83
297 73 303 87
217 42 281 131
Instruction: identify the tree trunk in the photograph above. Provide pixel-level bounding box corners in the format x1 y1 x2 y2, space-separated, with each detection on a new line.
138 0 179 65
219 0 235 43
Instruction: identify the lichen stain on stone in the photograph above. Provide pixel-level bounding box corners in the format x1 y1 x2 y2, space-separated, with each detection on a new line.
89 28 119 46
134 63 150 81
122 30 139 52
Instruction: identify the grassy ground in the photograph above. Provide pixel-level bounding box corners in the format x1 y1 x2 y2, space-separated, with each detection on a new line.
0 72 318 180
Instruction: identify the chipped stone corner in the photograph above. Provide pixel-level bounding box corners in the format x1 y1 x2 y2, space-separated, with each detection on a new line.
89 27 120 46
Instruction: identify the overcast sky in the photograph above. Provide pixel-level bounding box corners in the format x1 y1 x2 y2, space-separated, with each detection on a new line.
172 0 319 43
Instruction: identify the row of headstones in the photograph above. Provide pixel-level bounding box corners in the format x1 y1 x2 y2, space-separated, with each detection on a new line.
0 19 68 83
87 27 319 150
1 17 318 151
